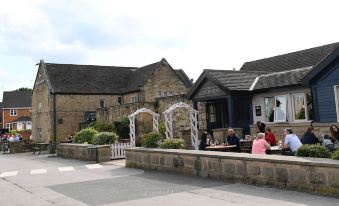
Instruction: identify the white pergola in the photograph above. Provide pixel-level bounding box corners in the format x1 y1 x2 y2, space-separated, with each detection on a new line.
163 102 199 150
128 108 160 147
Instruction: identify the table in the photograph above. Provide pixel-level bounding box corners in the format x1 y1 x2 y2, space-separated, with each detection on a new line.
269 146 285 155
33 143 49 155
205 145 237 152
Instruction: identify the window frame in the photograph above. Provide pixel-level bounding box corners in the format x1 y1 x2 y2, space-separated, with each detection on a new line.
264 97 275 122
6 123 13 131
10 109 17 116
292 93 308 122
334 85 339 122
274 95 288 123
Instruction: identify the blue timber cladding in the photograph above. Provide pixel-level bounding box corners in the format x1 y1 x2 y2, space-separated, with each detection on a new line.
312 60 339 122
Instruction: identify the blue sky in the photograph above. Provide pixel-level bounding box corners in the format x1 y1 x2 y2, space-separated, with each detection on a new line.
1 0 339 101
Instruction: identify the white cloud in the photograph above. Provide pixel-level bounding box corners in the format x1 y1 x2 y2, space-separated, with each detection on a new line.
0 0 339 99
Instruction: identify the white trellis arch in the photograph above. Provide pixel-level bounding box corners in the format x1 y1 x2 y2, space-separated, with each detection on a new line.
128 108 160 147
163 102 199 150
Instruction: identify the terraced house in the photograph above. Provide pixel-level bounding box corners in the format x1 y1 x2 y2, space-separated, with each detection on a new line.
2 91 32 137
32 58 192 143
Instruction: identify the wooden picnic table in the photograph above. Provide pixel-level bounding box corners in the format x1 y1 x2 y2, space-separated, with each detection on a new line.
205 145 237 152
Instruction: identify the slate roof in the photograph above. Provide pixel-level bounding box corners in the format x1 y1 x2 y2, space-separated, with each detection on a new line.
174 69 193 88
251 67 312 91
2 91 32 108
43 58 192 94
240 42 339 73
206 70 262 91
11 116 31 123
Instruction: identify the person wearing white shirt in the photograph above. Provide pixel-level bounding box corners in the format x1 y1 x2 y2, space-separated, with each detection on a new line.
283 128 302 156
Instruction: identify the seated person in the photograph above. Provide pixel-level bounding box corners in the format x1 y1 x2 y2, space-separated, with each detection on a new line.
330 125 339 143
225 128 241 152
199 132 209 150
252 133 271 154
207 131 216 145
301 127 319 144
323 134 335 152
283 128 302 156
264 127 276 146
256 121 266 133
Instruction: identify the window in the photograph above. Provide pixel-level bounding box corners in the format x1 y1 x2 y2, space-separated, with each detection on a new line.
100 100 105 107
17 122 23 131
208 105 216 122
38 103 42 112
335 86 339 122
292 93 307 121
264 97 274 122
6 123 13 131
118 97 123 105
10 109 17 116
131 96 138 103
26 122 32 130
274 95 287 122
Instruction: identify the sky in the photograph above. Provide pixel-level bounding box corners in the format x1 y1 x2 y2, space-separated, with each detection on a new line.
1 0 339 101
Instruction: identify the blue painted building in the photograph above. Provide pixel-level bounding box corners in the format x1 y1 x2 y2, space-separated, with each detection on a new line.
303 48 339 123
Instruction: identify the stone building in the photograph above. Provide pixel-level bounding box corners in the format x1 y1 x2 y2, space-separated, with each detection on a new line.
32 58 192 143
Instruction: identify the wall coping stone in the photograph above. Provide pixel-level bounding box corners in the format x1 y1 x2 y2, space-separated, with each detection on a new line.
126 147 339 168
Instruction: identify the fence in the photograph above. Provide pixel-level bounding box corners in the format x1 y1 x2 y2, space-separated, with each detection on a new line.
111 142 133 159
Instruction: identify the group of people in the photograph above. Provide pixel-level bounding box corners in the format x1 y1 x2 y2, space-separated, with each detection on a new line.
199 121 339 156
1 133 23 142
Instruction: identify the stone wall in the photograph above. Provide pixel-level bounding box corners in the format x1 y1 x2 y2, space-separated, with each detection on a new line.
32 64 54 143
57 143 111 162
250 122 339 141
126 148 339 198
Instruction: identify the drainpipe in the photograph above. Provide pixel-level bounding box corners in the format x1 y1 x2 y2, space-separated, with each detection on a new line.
53 94 57 143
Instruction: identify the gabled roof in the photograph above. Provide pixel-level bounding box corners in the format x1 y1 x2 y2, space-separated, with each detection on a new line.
250 67 312 91
187 69 261 98
240 42 339 73
174 69 193 88
41 58 191 95
2 91 32 108
206 70 261 91
303 47 339 83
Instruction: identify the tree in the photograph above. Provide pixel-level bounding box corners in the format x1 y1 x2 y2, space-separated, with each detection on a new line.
16 87 32 92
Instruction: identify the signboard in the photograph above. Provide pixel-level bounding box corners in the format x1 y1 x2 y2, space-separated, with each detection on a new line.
193 79 227 99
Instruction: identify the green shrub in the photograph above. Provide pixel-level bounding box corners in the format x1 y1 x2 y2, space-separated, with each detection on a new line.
158 121 166 138
113 117 130 139
74 128 98 144
331 150 339 160
143 132 161 148
92 132 118 145
159 138 185 149
296 145 331 158
90 122 114 132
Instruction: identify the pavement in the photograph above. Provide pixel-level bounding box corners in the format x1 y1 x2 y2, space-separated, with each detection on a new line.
0 152 339 206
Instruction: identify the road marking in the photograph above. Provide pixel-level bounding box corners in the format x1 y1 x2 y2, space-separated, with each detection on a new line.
0 171 18 178
31 169 47 175
58 167 75 172
85 164 103 169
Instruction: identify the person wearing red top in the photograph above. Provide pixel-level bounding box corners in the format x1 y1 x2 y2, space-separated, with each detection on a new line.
265 127 276 146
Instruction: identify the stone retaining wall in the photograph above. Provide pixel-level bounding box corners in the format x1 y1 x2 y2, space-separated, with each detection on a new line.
57 143 111 162
126 148 339 198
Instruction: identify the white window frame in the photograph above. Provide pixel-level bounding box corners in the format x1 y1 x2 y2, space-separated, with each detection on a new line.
6 123 13 131
274 95 288 123
292 93 308 122
10 109 17 116
334 85 339 122
264 96 275 123
131 96 138 103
